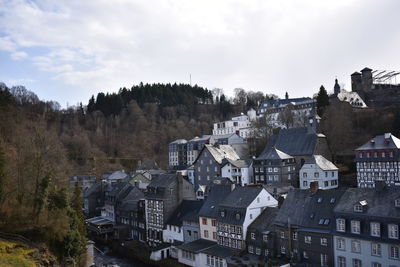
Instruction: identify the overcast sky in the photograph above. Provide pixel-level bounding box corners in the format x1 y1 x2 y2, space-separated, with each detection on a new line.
1 0 400 106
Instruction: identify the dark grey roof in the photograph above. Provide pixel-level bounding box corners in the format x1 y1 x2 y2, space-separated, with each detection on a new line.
198 184 233 218
260 127 319 157
166 200 204 227
219 186 263 208
356 133 400 151
201 245 236 258
217 206 247 225
147 173 176 188
247 207 279 233
119 187 145 211
334 187 400 219
256 147 293 160
177 239 216 253
83 180 102 198
274 188 347 230
260 97 313 109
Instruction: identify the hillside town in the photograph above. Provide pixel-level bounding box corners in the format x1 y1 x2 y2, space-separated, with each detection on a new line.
79 68 400 267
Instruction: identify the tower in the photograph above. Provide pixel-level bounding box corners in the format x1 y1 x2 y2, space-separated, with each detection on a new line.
334 78 340 95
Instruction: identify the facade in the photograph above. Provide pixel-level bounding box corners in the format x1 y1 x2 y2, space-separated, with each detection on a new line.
187 135 213 166
212 109 256 138
114 186 146 242
333 184 400 267
245 207 279 263
198 180 234 242
216 185 278 251
193 144 240 187
221 158 253 186
300 155 339 190
145 173 196 247
168 139 188 169
253 147 296 187
83 180 105 218
69 174 96 191
273 186 346 266
355 133 400 188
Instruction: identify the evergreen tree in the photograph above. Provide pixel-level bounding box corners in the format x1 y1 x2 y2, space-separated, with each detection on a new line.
316 85 329 116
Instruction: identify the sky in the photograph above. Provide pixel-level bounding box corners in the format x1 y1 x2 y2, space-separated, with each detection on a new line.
1 0 400 107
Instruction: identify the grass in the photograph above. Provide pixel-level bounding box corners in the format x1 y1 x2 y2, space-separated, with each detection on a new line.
0 240 36 267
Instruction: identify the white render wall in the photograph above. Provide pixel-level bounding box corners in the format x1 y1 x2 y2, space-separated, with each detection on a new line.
299 163 338 190
242 189 278 240
163 225 184 243
221 164 252 186
199 216 218 242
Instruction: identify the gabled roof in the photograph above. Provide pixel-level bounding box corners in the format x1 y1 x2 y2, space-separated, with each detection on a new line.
169 139 187 145
221 158 251 168
107 170 129 181
356 133 400 151
219 186 263 208
247 207 278 233
119 187 145 211
274 188 346 230
166 200 204 227
361 67 372 72
205 144 240 164
189 135 211 142
304 155 338 171
351 72 361 76
260 127 320 157
256 147 293 160
147 173 176 188
136 160 159 170
259 97 313 109
83 180 102 198
198 183 233 218
334 187 400 219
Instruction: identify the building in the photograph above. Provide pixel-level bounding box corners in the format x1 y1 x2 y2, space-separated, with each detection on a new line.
253 147 296 187
300 155 339 190
333 183 400 267
212 109 256 138
69 175 96 191
187 136 213 166
145 173 196 248
182 203 203 244
168 139 188 169
221 158 253 186
193 144 240 187
273 185 346 266
355 133 400 188
261 114 331 169
216 185 278 251
198 180 234 242
244 207 279 264
83 180 105 218
114 186 146 242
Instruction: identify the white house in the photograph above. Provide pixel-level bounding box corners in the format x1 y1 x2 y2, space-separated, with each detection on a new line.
299 155 339 190
221 159 253 186
212 109 256 138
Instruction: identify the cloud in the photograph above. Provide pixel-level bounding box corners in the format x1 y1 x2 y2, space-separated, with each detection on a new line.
0 0 400 105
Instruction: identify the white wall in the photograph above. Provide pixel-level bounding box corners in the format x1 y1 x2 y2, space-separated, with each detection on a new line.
199 217 218 242
300 163 338 190
163 225 184 243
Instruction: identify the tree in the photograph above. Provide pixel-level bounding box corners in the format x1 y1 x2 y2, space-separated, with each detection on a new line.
278 105 294 128
316 85 329 116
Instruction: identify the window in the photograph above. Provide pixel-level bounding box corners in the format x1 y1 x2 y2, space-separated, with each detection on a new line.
372 263 381 267
320 254 328 266
354 204 363 212
337 238 345 250
396 199 400 207
221 211 225 217
321 237 328 246
263 235 268 242
370 222 380 237
389 245 399 259
351 220 360 234
303 251 308 259
211 219 217 227
337 218 346 232
202 218 207 225
255 247 261 255
280 246 286 254
303 181 308 187
351 240 361 253
324 181 329 187
292 231 298 240
280 231 285 239
352 259 362 267
212 232 217 240
338 256 346 267
371 243 381 256
204 230 209 238
388 224 399 239
236 213 240 220
248 245 254 254
250 214 253 220
251 233 255 240
304 236 311 244
314 172 319 178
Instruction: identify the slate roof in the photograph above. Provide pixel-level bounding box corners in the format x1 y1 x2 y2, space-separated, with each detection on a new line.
356 133 400 151
119 187 145 211
334 187 400 219
274 188 346 230
257 147 293 160
83 180 102 198
260 97 313 109
221 158 251 168
247 207 279 233
304 155 338 171
147 173 176 188
136 160 159 170
195 144 240 165
107 170 129 181
201 245 236 258
189 135 211 142
219 186 263 208
198 183 233 218
166 200 204 227
260 127 320 157
177 239 216 253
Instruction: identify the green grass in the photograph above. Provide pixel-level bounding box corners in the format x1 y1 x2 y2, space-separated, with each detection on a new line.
0 240 36 267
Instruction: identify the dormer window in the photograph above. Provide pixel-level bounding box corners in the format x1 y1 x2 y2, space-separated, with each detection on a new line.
221 211 225 217
395 199 400 208
354 204 363 212
317 198 323 203
236 213 240 220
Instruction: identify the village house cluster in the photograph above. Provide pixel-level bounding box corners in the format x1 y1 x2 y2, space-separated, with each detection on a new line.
77 68 400 267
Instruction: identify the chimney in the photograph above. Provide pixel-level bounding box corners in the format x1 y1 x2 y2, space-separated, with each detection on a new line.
310 181 319 193
177 172 183 202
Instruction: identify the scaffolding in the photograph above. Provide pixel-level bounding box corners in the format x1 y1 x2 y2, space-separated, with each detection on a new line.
372 70 400 84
